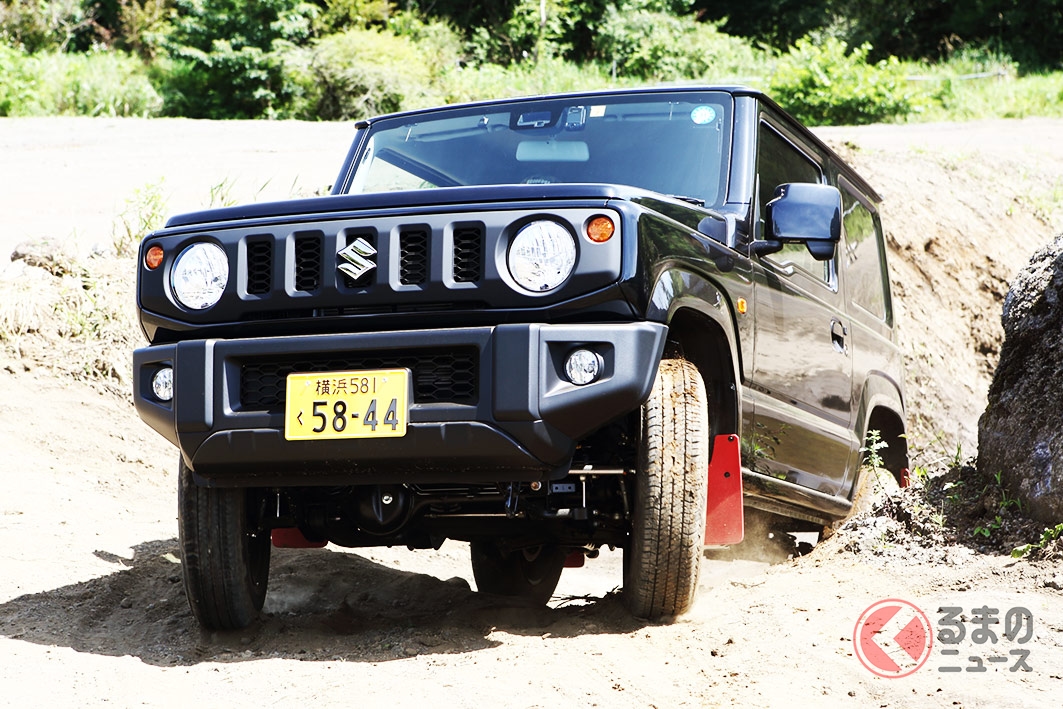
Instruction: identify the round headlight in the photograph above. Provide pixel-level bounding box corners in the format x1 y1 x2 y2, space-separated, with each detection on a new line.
508 220 577 292
171 242 229 310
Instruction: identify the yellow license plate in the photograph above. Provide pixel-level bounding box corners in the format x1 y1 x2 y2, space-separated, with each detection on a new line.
284 368 410 441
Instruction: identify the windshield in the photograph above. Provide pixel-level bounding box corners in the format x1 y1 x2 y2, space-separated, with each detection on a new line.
345 90 733 208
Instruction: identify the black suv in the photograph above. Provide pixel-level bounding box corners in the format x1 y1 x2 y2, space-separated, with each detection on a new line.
133 87 907 630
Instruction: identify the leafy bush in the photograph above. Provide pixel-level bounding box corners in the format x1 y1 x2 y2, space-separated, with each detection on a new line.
155 0 316 118
313 0 390 34
594 9 761 81
456 0 567 65
0 0 97 52
115 0 175 59
768 38 918 125
0 46 162 116
38 50 163 115
285 27 442 120
439 55 630 105
387 10 464 75
0 45 38 115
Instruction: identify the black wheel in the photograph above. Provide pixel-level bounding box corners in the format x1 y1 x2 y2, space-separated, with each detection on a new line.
623 357 708 620
470 541 566 605
178 458 271 630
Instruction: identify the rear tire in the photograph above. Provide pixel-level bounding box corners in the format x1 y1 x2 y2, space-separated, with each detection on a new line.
623 357 708 620
178 458 271 630
470 541 566 605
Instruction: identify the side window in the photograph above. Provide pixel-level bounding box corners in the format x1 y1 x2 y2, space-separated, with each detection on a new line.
756 123 831 284
841 185 889 321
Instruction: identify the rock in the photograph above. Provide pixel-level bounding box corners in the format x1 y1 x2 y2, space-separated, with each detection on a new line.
978 233 1063 525
10 238 79 277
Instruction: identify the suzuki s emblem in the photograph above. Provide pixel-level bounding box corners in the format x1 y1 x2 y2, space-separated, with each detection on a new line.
338 237 377 280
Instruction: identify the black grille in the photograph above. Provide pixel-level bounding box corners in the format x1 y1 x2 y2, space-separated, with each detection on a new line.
239 348 478 412
294 231 323 291
453 227 482 283
399 229 429 285
246 238 272 295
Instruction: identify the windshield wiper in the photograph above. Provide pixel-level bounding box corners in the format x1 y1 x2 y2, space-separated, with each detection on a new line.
669 195 705 207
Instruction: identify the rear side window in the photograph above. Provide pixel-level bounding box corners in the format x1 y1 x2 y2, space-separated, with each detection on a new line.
841 184 889 322
756 123 831 284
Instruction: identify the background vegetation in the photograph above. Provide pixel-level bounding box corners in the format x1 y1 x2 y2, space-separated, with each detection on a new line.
1 0 1061 123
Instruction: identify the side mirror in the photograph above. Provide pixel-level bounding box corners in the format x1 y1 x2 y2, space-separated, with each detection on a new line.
758 183 842 261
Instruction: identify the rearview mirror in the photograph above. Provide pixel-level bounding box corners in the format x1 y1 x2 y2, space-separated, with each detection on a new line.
756 183 842 261
516 140 590 162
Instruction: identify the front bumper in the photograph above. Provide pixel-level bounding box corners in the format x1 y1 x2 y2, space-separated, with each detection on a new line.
134 323 667 486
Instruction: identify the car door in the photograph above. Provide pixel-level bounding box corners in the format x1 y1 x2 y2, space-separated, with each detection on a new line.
835 176 904 494
747 120 856 497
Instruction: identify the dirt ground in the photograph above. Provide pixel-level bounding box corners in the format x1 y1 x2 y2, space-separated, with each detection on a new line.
1 117 1062 708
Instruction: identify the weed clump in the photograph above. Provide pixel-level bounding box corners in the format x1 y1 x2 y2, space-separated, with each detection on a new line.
835 456 1048 562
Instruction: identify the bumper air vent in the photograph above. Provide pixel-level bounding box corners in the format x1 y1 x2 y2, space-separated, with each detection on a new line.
239 347 479 412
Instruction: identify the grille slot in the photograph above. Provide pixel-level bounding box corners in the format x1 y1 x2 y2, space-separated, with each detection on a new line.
246 237 272 295
239 347 479 412
294 231 323 292
399 229 429 285
453 226 483 283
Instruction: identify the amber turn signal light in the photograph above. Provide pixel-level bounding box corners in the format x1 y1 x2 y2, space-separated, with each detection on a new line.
145 245 164 270
585 215 615 243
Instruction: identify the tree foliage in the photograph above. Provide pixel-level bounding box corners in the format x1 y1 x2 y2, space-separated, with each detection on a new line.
153 0 316 118
768 38 919 126
1 0 1060 119
700 0 1063 69
594 9 756 81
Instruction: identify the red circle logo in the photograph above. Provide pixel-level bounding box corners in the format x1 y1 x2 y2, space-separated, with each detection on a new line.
854 599 933 678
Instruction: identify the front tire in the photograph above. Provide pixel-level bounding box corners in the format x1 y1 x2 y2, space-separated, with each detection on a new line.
178 458 271 630
623 357 709 620
470 541 566 605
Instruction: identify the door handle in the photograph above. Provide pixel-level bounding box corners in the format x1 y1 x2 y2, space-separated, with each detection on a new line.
830 318 848 354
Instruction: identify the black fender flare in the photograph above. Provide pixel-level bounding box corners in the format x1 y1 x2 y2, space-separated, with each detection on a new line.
645 267 744 435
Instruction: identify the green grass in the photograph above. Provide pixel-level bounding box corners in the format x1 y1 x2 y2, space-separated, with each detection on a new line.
0 46 162 117
910 71 1063 121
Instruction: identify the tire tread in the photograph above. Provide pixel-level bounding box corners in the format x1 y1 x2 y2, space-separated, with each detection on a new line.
623 358 708 619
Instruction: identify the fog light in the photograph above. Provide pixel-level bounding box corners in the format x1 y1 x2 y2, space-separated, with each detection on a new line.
564 349 602 386
152 367 174 402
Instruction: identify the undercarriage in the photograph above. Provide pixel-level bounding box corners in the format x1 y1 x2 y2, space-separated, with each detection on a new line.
260 421 638 555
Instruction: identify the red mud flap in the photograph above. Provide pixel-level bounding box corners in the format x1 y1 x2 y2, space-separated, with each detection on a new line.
564 551 586 568
271 528 327 549
899 467 911 488
704 434 744 545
